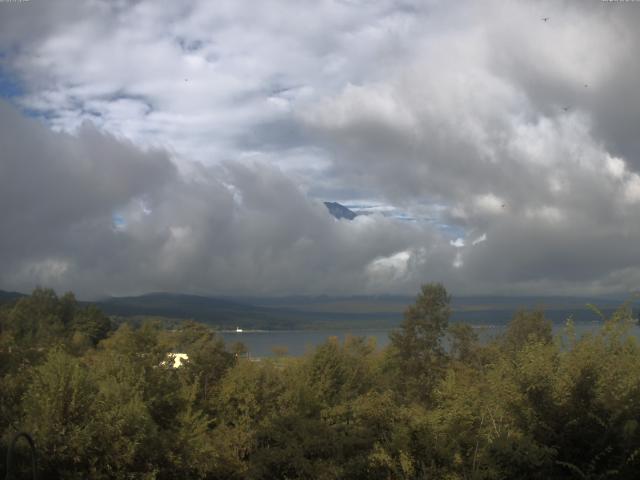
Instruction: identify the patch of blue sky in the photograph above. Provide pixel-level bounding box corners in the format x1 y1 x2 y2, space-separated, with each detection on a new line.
0 63 24 99
390 212 418 222
112 213 126 231
22 108 61 123
0 60 58 122
346 202 465 235
346 204 396 214
434 223 467 240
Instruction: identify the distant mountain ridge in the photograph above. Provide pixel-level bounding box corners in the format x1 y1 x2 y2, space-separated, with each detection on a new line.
97 292 294 328
0 290 25 303
0 289 634 329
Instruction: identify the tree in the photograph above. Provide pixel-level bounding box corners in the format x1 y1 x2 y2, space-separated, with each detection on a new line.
72 305 111 345
501 309 552 354
448 322 480 367
22 349 97 478
177 321 235 407
306 336 376 407
5 288 65 346
388 283 451 403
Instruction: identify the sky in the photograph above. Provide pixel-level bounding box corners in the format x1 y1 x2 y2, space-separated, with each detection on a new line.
1 0 640 299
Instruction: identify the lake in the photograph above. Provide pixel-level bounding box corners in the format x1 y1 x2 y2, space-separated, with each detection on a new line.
220 321 640 357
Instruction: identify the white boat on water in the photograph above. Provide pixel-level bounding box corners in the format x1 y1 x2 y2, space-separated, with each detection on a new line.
235 326 243 333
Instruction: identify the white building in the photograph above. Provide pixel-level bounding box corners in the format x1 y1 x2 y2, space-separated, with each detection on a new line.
163 352 189 368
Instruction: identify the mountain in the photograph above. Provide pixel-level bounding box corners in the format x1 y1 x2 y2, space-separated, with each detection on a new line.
0 289 634 330
0 290 26 304
121 292 631 328
96 293 294 329
324 201 357 220
94 292 400 330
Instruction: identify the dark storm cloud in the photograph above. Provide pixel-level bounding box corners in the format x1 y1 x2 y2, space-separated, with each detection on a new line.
0 101 176 255
0 100 453 297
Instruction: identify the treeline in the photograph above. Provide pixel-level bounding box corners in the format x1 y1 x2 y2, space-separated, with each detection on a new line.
1 285 640 479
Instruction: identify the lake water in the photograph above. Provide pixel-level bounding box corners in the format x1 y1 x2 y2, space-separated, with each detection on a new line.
220 328 393 357
220 322 640 357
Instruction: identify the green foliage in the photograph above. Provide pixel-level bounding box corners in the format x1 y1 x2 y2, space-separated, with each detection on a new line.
448 322 480 366
177 321 235 407
500 308 553 354
73 304 112 345
388 282 451 403
22 349 98 477
306 335 377 406
2 286 640 479
0 287 112 349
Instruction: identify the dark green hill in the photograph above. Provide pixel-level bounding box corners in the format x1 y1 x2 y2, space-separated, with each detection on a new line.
0 290 25 304
95 293 297 329
0 289 634 330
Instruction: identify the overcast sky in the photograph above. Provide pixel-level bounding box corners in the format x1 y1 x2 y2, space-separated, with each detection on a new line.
1 0 640 299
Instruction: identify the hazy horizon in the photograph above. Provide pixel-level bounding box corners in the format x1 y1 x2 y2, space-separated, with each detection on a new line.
2 286 636 305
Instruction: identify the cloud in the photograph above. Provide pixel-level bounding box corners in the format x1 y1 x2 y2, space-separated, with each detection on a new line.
0 100 459 297
471 234 487 246
366 250 412 284
298 1 640 295
450 238 465 248
1 0 640 296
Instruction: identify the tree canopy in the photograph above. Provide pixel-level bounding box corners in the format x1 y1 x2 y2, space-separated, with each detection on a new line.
2 286 640 479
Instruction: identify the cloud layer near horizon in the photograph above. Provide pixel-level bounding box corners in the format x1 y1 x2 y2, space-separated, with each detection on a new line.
1 0 640 298
1 100 458 298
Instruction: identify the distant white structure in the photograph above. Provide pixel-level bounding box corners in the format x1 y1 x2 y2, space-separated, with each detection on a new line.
163 353 189 368
236 326 243 333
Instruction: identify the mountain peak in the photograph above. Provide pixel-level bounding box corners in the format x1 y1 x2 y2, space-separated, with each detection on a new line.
324 202 357 220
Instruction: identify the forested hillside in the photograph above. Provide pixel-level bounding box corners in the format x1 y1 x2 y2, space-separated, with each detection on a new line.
1 289 621 331
2 286 640 479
